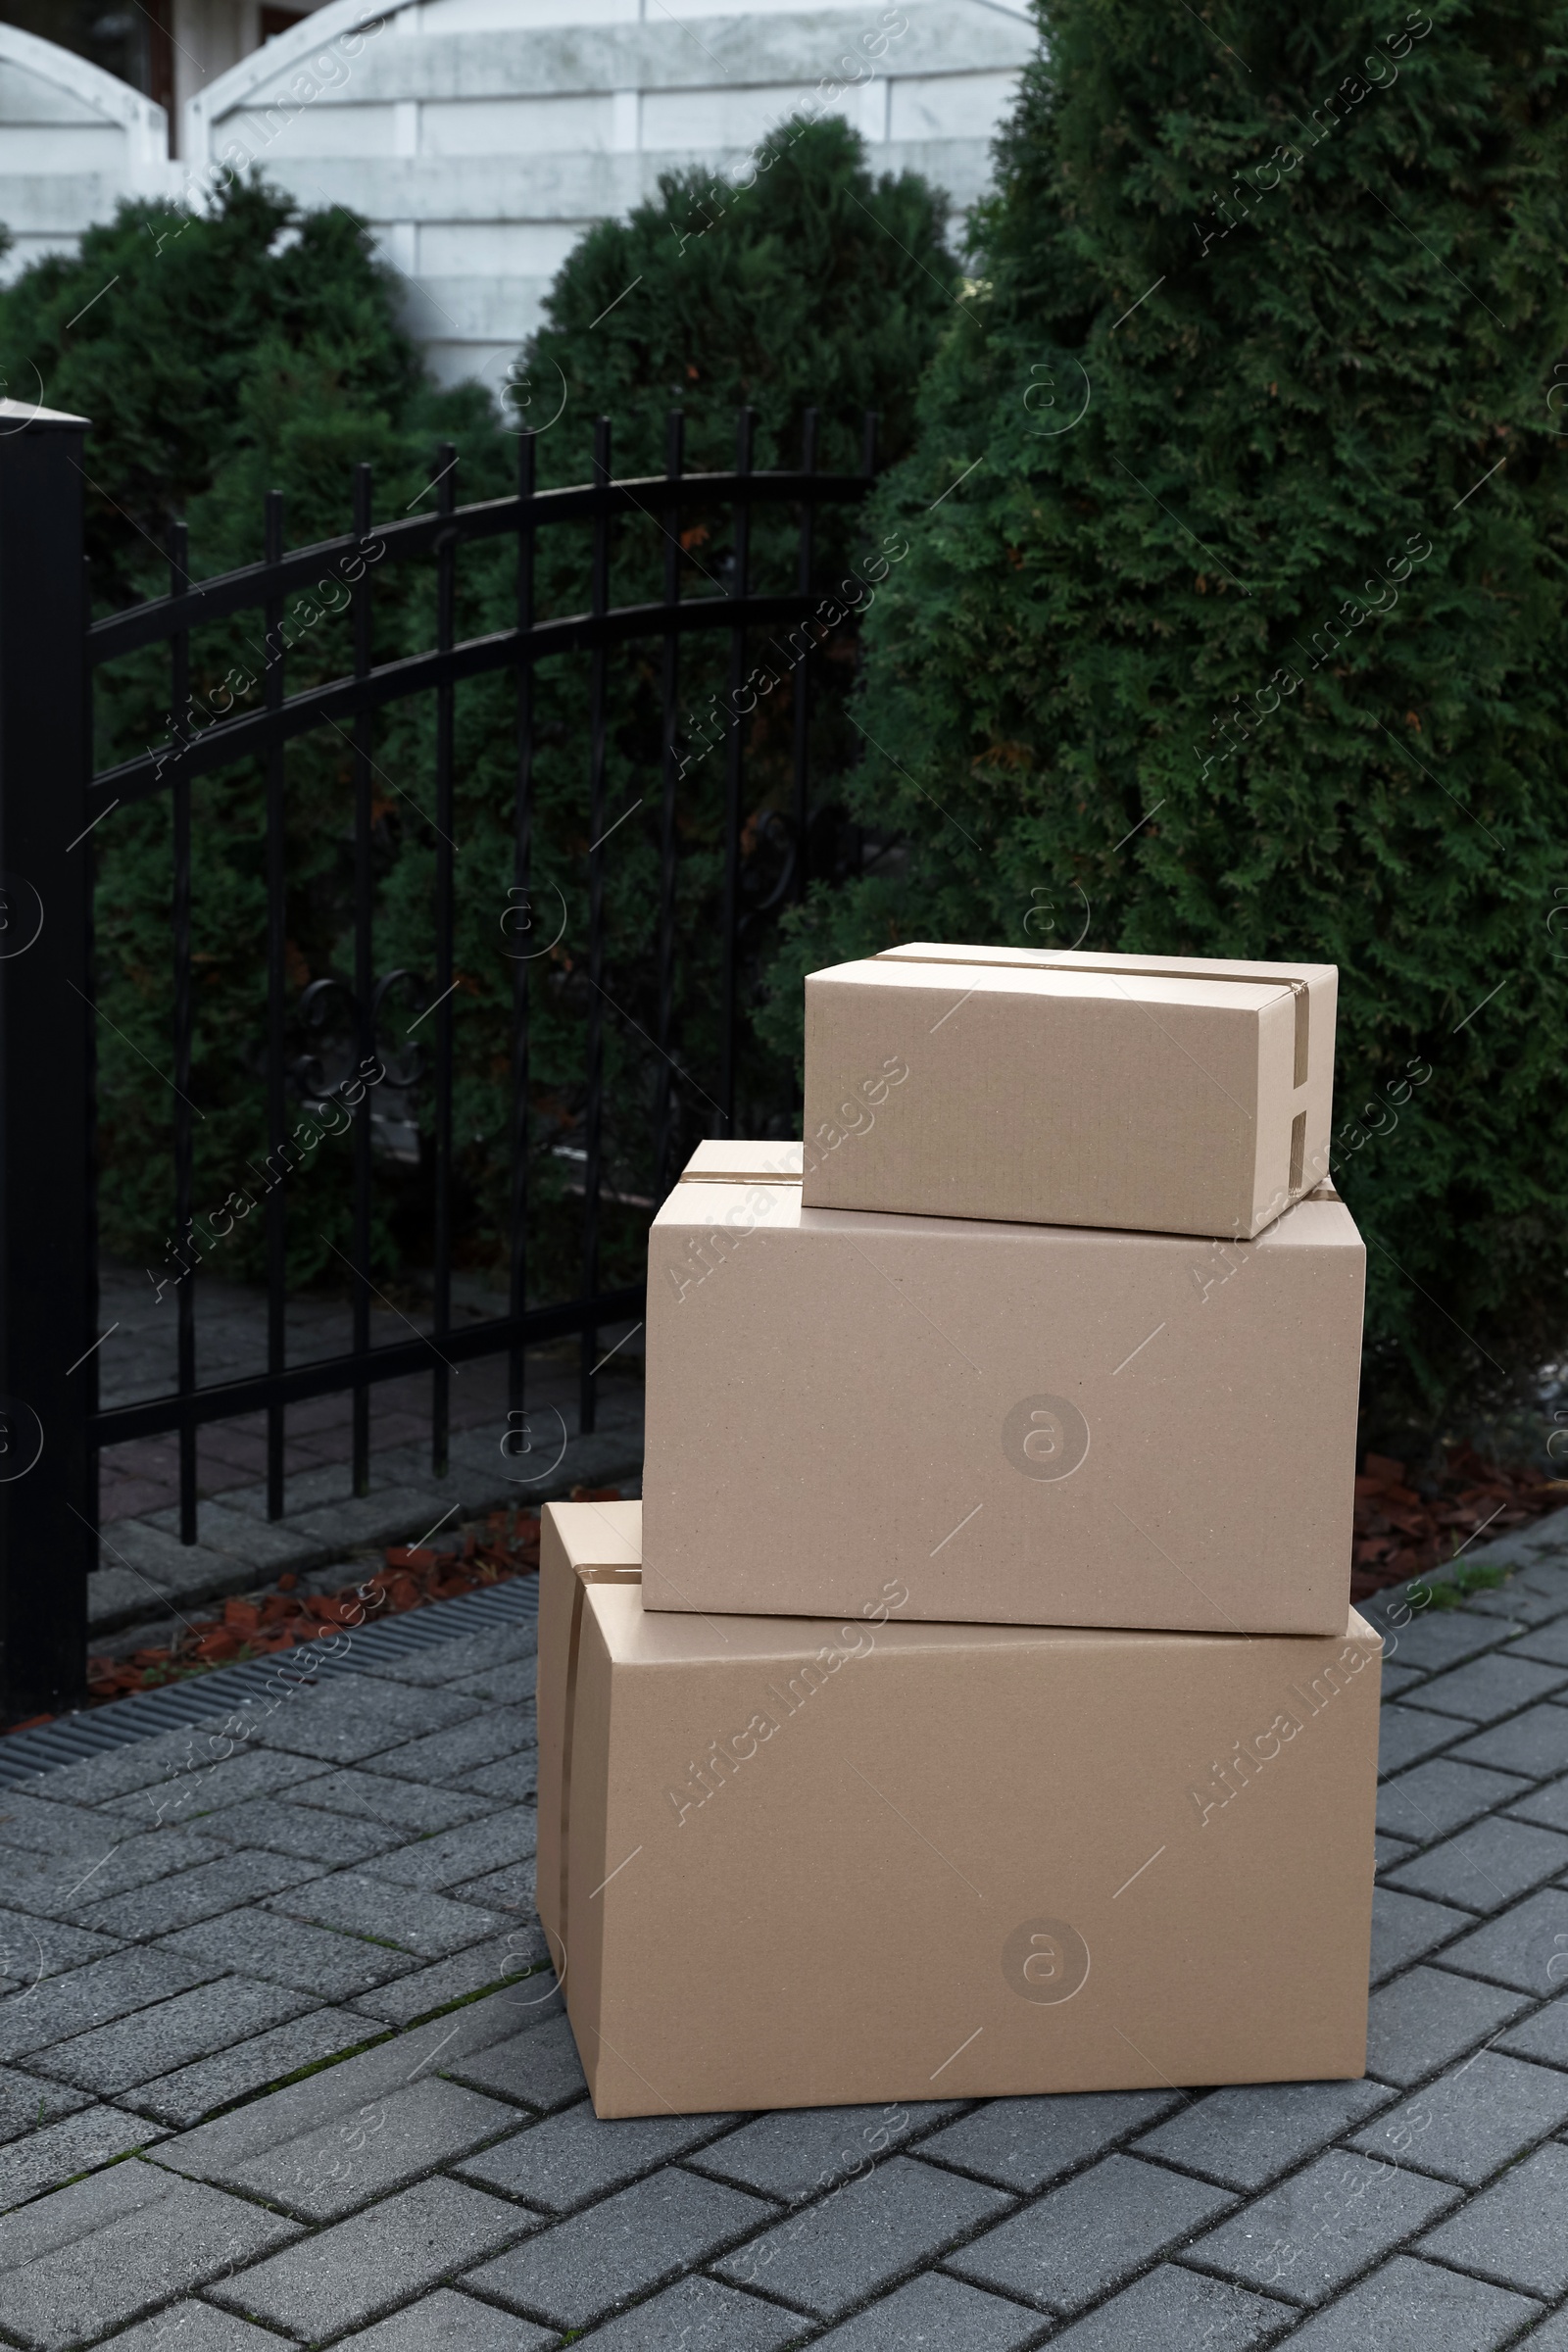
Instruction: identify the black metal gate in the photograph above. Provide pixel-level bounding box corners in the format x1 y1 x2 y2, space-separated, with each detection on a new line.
0 401 877 1714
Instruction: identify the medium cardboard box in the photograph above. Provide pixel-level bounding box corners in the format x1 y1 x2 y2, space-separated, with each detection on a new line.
802 943 1338 1240
538 1501 1378 2118
643 1145 1363 1637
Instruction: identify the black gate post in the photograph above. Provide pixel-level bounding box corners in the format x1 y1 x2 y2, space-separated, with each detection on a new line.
0 402 94 1719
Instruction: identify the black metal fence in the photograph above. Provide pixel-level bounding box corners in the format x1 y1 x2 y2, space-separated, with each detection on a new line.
0 402 878 1714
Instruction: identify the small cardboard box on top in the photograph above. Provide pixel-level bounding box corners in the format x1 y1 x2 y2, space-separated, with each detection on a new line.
802 943 1339 1241
642 1143 1364 1637
537 1502 1379 2118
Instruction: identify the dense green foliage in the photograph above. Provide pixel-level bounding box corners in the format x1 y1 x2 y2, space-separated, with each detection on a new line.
762 0 1568 1445
0 126 955 1300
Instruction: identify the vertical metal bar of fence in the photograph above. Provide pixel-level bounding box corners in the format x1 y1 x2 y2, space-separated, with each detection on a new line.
509 431 535 1428
653 407 685 1202
351 463 374 1496
719 407 754 1138
579 416 612 1438
170 519 198 1547
0 407 94 1714
432 444 457 1481
792 409 818 905
263 490 287 1521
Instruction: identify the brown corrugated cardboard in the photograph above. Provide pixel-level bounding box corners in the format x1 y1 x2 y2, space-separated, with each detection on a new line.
538 1502 1378 2118
801 943 1338 1240
643 1146 1362 1637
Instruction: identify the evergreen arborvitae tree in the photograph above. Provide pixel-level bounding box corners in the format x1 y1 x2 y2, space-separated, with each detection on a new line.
762 1 1568 1448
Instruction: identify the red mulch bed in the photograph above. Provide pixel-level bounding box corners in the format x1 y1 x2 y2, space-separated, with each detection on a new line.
1350 1448 1566 1603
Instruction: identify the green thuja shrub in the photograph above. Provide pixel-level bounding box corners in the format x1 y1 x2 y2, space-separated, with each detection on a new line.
761 0 1568 1446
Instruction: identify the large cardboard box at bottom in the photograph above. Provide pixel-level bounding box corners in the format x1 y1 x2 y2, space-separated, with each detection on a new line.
539 1501 1380 2119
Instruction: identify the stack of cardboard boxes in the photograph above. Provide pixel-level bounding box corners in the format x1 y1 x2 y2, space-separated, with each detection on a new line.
539 946 1381 2119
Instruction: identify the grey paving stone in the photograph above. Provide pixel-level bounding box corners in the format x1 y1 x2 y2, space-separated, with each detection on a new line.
1184 2146 1461 2306
460 2103 739 2214
0 1943 220 2061
333 2284 559 2348
365 1704 541 1784
914 2091 1182 2195
1513 2306 1568 2349
0 2102 163 2214
471 2167 776 2330
28 1973 315 2096
0 1907 120 1986
459 1860 537 1909
811 2269 1047 2350
1382 1612 1519 1677
447 1665 540 1707
125 2002 380 2130
1417 1654 1568 1723
1040 2262 1290 2351
1349 2048 1568 2186
289 1765 498 1833
263 1867 503 1958
364 1804 537 1892
1511 1619 1568 1666
1496 1991 1568 2067
1466 1573 1568 1626
462 1756 544 1802
445 2009 587 2112
687 2103 965 2202
1437 1887 1568 1994
257 1677 483 1764
354 1621 540 1690
1374 1833 1416 1873
0 2143 171 2260
1132 2080 1395 2191
1506 1774 1568 1835
1365 1964 1533 2086
0 2168 302 2350
1453 1704 1568 1779
946 2152 1229 2316
79 1846 324 1937
218 2074 523 2223
214 2171 527 2338
0 1719 234 1807
1386 1817 1568 1912
194 1794 407 1864
1379 1706 1464 1778
2 1828 230 1921
103 1746 332 1829
99 2304 290 2349
1279 2252 1542 2350
1377 1665 1426 1701
157 1904 422 1999
0 1788 129 1856
1376 1760 1532 1845
1418 2141 1568 2298
572 2274 804 2350
352 1933 552 2027
148 1984 529 2185
1370 1886 1470 1982
0 2067 89 2142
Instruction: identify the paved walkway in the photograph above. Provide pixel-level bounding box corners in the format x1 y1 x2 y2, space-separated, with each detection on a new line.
2 1513 1568 2348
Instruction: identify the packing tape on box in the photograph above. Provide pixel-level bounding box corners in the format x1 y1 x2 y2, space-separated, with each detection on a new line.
873 948 1311 1089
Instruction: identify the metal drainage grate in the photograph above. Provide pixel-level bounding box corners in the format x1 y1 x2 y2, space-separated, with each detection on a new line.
0 1575 539 1788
